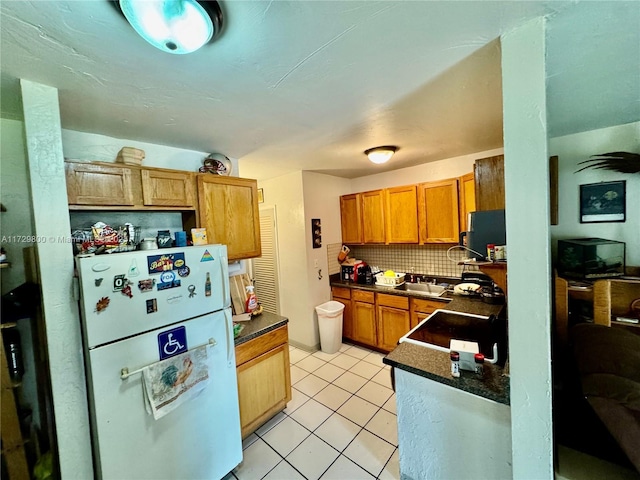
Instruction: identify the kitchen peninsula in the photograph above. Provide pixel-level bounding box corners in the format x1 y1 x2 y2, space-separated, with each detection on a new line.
384 296 511 480
331 274 511 478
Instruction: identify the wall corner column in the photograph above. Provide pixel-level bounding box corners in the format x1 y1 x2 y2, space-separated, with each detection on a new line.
501 17 554 479
20 79 94 479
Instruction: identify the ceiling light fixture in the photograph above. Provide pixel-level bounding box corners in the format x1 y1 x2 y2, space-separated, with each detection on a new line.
116 0 223 54
364 146 398 164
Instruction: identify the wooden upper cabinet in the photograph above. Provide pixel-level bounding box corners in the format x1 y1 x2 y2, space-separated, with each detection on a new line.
65 162 136 206
340 194 363 244
474 155 504 211
417 178 460 244
197 175 261 261
141 169 195 207
361 190 385 244
385 185 418 243
458 172 475 233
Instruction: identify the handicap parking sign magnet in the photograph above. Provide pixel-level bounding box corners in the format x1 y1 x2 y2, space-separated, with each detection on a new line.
158 326 187 360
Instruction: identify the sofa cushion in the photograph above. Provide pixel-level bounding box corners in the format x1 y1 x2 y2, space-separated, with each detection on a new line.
581 373 640 412
572 323 640 384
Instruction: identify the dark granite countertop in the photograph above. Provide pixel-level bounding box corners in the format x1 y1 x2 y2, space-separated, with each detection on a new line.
383 297 509 404
384 343 510 405
234 311 288 346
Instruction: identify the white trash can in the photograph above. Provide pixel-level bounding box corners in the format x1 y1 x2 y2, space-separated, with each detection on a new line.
315 300 345 354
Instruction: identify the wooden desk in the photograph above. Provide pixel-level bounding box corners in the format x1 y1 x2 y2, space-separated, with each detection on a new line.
554 273 640 350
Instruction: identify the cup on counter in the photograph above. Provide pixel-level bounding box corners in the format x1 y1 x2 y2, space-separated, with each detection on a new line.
494 245 507 261
174 231 187 247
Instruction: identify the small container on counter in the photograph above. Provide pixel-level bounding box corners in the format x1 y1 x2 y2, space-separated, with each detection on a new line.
450 351 460 378
486 244 496 261
474 353 485 376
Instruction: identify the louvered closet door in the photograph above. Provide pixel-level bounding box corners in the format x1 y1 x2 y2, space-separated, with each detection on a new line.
252 206 280 314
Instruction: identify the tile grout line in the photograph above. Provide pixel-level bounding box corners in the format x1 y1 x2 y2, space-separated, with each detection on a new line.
244 342 398 479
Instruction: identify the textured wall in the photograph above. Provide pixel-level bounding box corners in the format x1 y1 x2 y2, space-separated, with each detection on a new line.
396 369 512 479
502 18 554 479
21 80 93 478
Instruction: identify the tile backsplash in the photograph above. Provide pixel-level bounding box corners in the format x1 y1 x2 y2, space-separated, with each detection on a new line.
328 243 475 278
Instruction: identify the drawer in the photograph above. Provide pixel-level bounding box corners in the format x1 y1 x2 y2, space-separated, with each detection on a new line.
236 325 288 367
352 289 375 304
377 293 409 310
331 286 351 300
410 297 443 314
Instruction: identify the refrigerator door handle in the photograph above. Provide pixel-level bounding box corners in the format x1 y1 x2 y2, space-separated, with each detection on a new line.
120 337 218 380
225 308 233 367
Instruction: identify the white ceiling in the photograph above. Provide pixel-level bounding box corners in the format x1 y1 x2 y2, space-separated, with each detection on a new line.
1 1 638 181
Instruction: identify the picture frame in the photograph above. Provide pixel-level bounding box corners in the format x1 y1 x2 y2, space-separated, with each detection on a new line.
579 180 626 223
257 188 264 204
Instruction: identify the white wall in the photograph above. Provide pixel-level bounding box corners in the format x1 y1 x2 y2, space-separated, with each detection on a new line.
302 172 353 346
62 130 239 175
21 80 93 478
396 369 512 480
351 147 503 192
257 172 315 348
502 18 553 479
550 121 640 266
0 118 34 294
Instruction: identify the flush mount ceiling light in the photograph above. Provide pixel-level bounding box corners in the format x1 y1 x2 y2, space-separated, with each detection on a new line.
116 0 223 54
364 146 398 164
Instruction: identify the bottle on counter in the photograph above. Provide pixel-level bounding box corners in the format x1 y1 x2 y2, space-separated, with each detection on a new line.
245 285 258 313
450 351 460 378
474 353 485 376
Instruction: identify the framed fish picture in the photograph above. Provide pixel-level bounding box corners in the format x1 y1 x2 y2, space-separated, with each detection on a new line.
579 180 626 223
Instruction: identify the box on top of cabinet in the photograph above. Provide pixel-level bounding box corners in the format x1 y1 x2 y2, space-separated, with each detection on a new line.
557 238 625 279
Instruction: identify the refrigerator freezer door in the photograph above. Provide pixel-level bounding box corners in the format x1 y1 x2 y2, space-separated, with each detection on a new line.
77 245 230 348
86 309 241 479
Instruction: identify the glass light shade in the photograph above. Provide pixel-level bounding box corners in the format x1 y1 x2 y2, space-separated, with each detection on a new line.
365 146 397 164
119 0 214 54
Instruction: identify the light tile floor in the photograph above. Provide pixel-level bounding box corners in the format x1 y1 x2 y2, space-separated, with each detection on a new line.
227 343 399 480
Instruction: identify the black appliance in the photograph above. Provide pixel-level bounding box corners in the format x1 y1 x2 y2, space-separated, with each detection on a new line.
341 265 354 282
459 209 506 261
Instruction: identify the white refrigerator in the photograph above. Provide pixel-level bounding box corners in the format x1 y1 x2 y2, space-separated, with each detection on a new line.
76 245 242 480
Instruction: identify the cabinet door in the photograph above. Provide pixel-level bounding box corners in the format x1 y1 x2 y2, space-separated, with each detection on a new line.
474 155 504 211
352 301 377 346
340 194 363 244
197 175 261 260
141 169 195 207
333 297 354 340
377 306 410 351
236 343 291 438
65 162 136 206
385 185 418 243
361 190 385 244
458 172 475 233
417 178 460 244
410 311 430 330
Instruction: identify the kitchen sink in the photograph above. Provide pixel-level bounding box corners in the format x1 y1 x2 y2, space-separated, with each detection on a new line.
397 282 446 297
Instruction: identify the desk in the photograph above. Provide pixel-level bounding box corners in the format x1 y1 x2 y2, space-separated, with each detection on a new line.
554 273 640 350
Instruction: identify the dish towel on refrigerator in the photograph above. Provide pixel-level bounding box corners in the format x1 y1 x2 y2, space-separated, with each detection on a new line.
142 346 210 420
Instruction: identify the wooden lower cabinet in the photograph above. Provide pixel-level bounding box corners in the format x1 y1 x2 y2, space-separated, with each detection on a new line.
331 287 353 340
235 325 291 439
376 294 410 351
352 290 377 345
410 298 442 329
